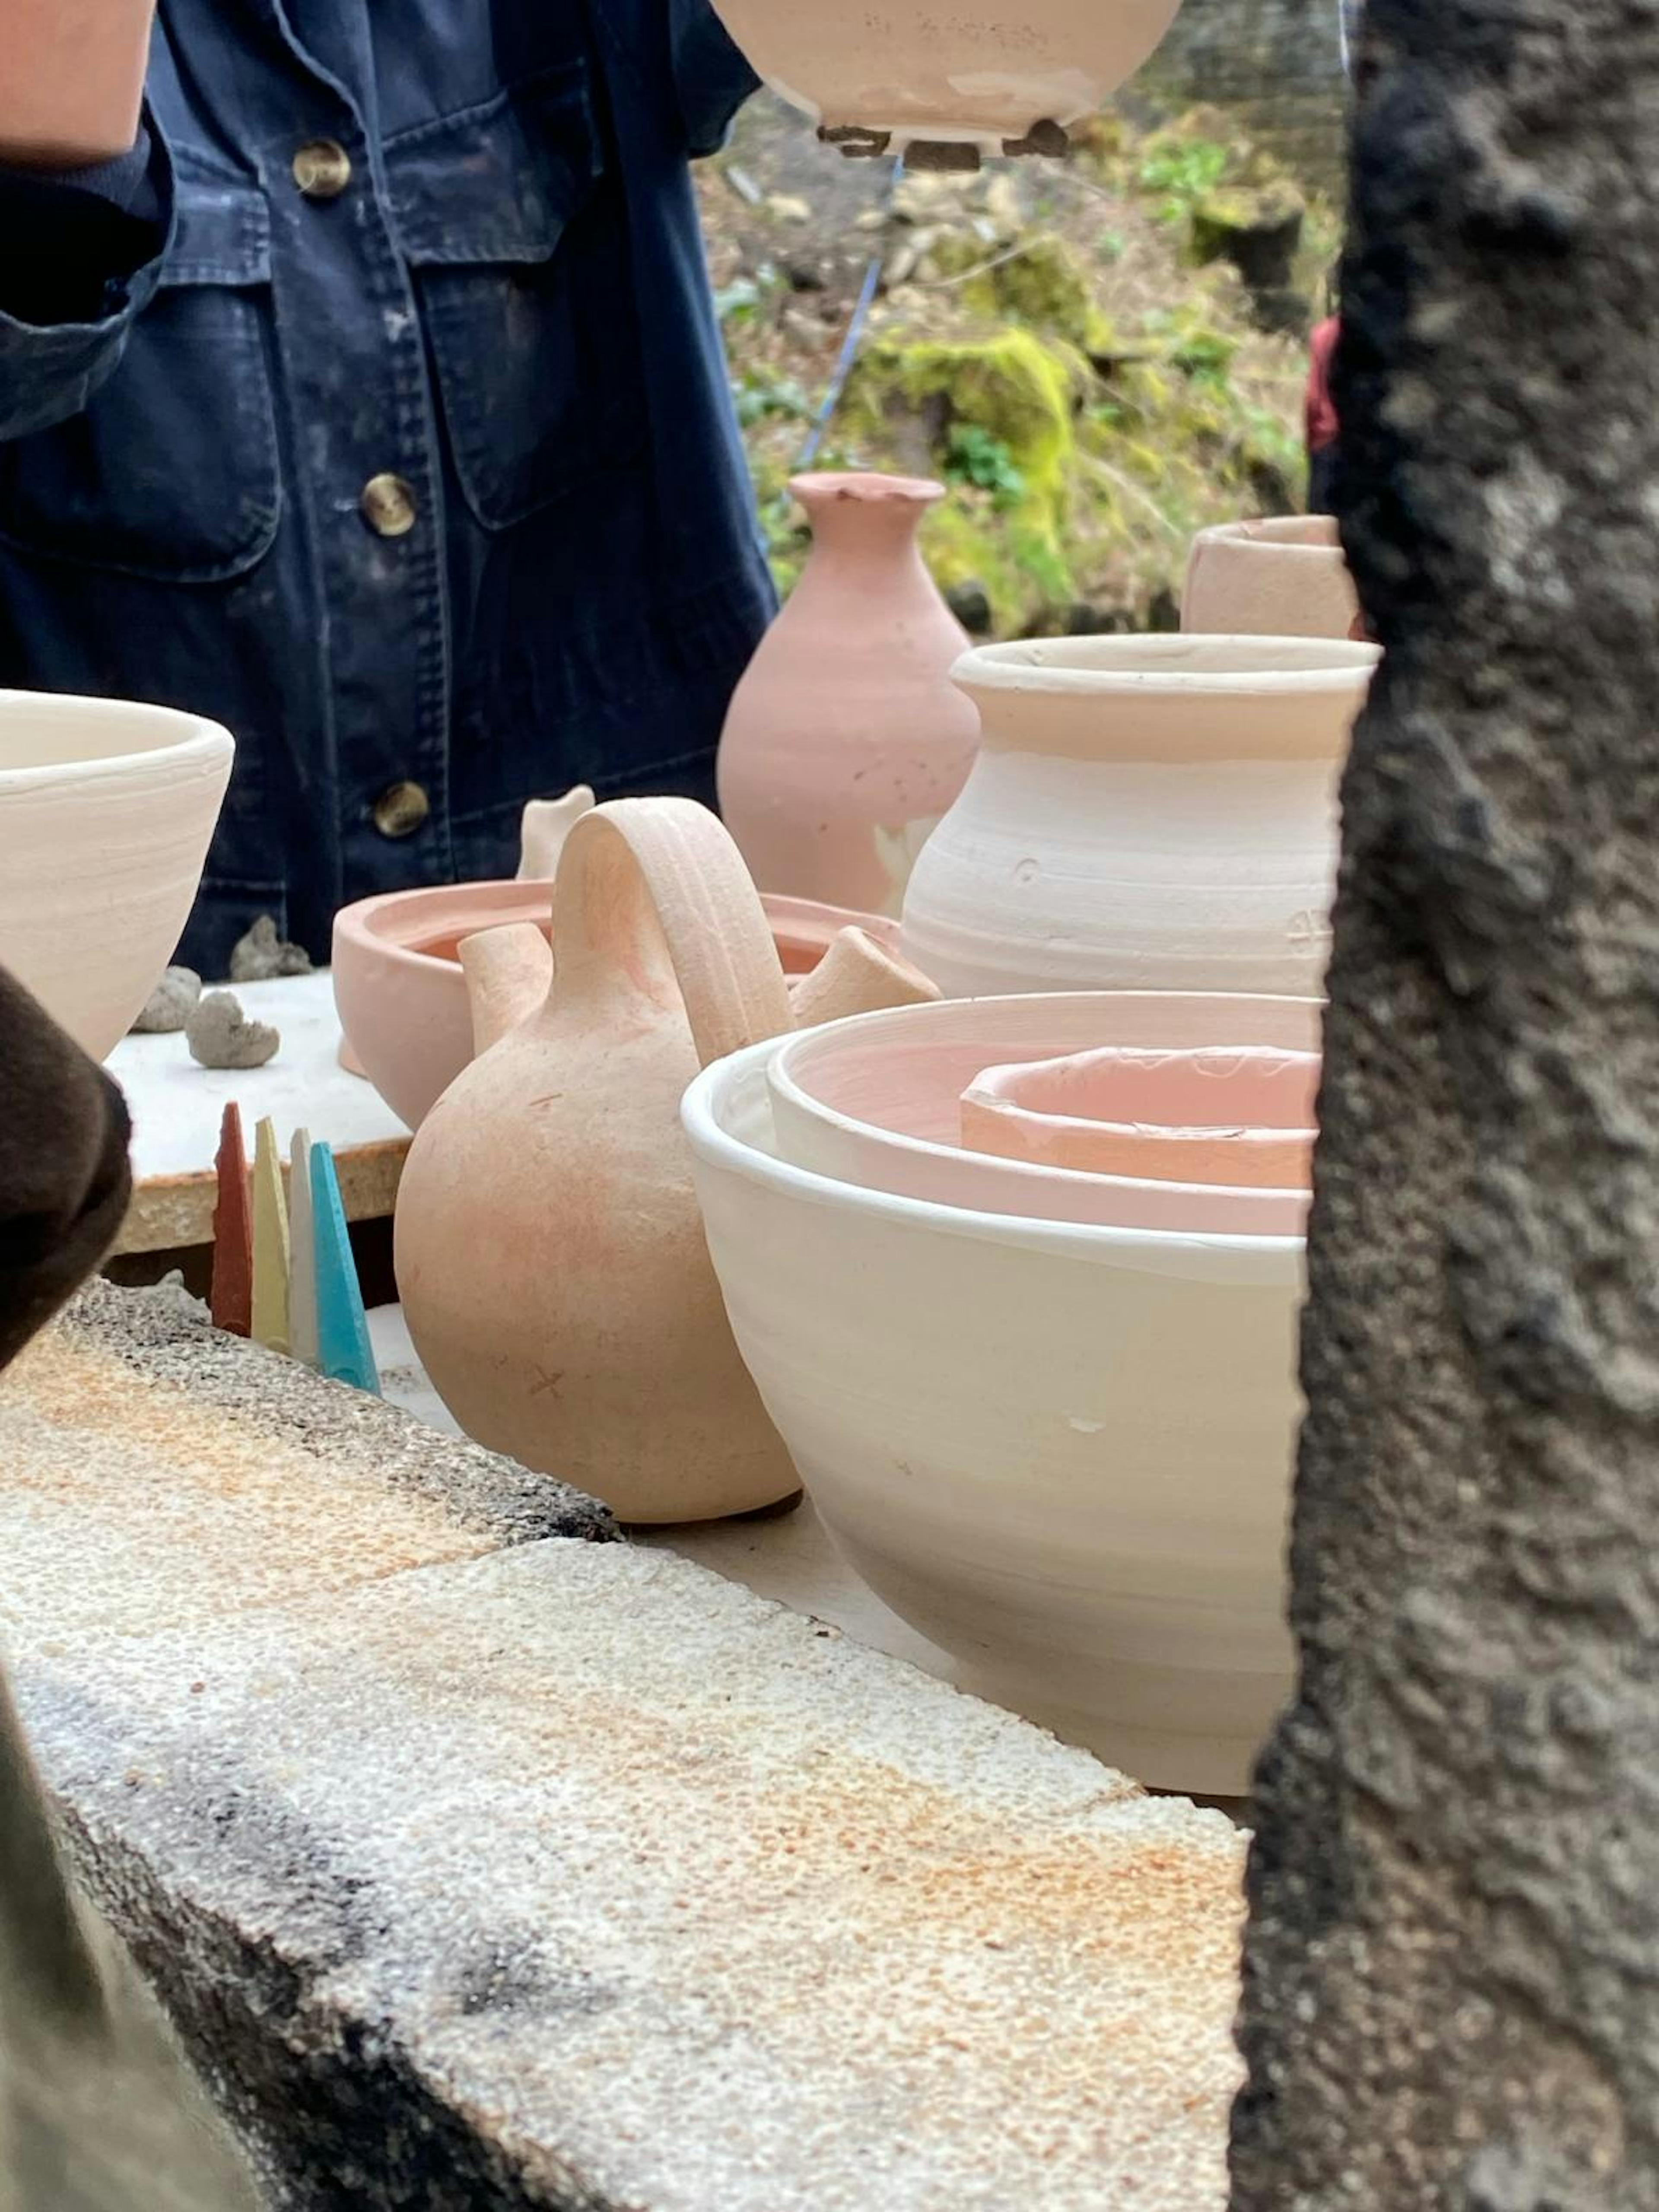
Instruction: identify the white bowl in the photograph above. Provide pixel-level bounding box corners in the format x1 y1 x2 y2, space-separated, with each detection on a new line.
685 1040 1303 1795
0 690 234 1058
767 992 1321 1236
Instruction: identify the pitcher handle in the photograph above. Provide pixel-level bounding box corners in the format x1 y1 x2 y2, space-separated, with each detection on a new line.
552 799 793 1071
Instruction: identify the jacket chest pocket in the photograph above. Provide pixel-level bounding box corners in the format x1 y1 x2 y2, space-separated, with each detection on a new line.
0 172 280 581
387 62 645 531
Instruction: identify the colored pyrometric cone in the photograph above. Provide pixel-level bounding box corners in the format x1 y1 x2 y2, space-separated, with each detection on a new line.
210 1103 252 1338
251 1118 291 1355
288 1127 319 1371
310 1141 379 1395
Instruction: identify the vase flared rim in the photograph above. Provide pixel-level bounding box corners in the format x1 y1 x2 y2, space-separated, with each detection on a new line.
790 470 945 508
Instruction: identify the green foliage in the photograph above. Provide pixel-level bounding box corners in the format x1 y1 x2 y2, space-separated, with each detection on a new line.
945 424 1026 510
734 372 813 429
1137 136 1230 221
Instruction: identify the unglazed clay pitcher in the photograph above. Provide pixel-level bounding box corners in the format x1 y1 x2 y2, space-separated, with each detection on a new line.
1182 517 1361 640
717 474 980 918
393 800 936 1525
900 635 1379 999
706 0 1185 160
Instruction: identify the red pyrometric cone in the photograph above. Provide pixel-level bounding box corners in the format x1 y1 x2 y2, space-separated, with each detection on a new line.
210 1102 253 1338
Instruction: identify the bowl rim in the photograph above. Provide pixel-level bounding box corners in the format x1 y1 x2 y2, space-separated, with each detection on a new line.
685 1038 1308 1267
332 881 899 970
950 633 1379 702
767 990 1317 1221
0 689 235 787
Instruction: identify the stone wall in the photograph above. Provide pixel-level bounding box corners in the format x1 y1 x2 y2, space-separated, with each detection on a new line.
1141 0 1351 191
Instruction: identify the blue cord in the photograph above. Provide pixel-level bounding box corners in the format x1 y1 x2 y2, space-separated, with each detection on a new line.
797 151 907 470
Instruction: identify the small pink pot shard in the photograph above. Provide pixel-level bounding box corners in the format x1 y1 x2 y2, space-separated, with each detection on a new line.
961 1043 1319 1189
717 473 980 918
333 880 917 1131
1182 517 1361 640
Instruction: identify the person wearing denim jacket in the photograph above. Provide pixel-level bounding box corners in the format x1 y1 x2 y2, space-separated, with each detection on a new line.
0 1 773 976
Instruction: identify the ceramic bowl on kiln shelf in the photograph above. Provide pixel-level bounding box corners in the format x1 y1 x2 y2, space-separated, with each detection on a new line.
684 1039 1304 1796
766 993 1321 1236
0 690 234 1060
960 1042 1319 1190
706 0 1185 159
333 881 912 1131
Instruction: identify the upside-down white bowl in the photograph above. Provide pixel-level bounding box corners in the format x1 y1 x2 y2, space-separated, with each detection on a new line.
684 1039 1305 1795
0 690 234 1058
706 0 1186 156
767 992 1321 1236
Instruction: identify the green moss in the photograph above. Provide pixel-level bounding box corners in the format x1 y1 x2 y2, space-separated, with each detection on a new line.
845 327 1083 621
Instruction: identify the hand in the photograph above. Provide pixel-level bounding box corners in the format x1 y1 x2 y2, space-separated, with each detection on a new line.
0 0 156 168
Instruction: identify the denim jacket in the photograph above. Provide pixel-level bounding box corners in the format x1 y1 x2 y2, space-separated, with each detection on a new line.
0 0 771 974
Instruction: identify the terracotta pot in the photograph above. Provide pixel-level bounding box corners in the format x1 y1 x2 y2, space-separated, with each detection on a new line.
899 635 1379 999
0 689 233 1059
961 1043 1319 1189
333 882 916 1131
767 992 1319 1235
684 1037 1303 1796
392 802 935 1525
706 0 1185 158
717 474 980 918
1182 516 1360 639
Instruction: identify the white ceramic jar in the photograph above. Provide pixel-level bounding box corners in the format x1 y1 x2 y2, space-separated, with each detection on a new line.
899 635 1379 1000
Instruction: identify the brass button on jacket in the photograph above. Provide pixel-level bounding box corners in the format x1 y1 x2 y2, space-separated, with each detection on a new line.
373 782 431 839
360 474 418 537
292 139 353 200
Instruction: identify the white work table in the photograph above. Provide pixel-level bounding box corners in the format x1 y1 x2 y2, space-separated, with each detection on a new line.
107 972 408 1255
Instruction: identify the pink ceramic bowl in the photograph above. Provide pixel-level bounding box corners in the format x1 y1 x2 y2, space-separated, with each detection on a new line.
334 880 907 1131
766 993 1324 1236
961 1042 1319 1189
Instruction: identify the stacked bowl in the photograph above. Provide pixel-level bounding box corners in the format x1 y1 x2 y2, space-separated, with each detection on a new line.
684 991 1319 1798
682 629 1377 1798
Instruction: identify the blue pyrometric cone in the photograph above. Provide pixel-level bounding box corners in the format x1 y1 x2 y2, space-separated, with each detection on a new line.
309 1141 380 1395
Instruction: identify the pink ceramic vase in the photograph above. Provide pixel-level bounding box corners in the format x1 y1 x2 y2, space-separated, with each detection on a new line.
961 1043 1319 1189
717 473 980 918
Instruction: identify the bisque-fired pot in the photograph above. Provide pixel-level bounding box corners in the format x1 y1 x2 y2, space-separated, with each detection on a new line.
684 1030 1305 1796
1182 516 1362 640
961 1042 1319 1189
718 474 980 918
707 0 1185 158
393 799 936 1525
334 877 920 1132
0 690 234 1059
767 992 1319 1234
899 635 1379 999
